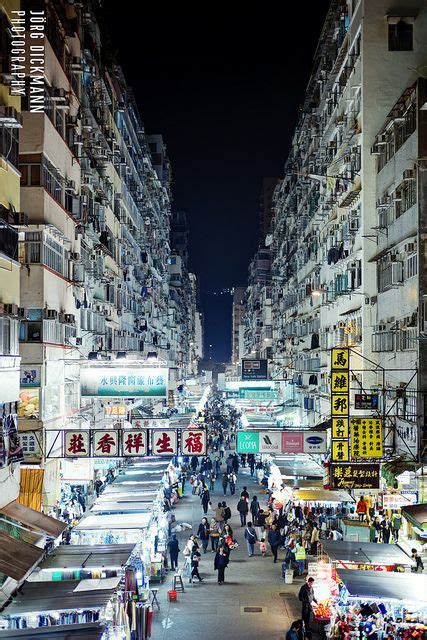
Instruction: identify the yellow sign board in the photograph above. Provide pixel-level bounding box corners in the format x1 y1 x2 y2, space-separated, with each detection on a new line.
331 394 349 416
331 348 350 370
332 440 349 463
331 371 349 393
332 417 349 439
350 418 383 459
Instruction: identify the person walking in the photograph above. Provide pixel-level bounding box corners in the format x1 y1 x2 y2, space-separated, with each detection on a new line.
222 501 231 524
214 457 221 475
391 510 402 541
240 486 249 500
250 496 260 525
356 496 367 521
244 521 258 557
310 523 319 555
210 518 221 552
268 523 281 563
381 517 392 544
169 534 180 571
208 470 216 491
248 454 255 476
232 453 239 474
295 540 306 575
298 576 317 634
411 548 424 573
228 471 236 495
221 472 229 496
215 502 225 531
237 495 249 526
197 517 210 554
219 444 225 458
190 455 198 472
214 546 229 584
190 542 203 583
223 522 233 541
201 486 211 515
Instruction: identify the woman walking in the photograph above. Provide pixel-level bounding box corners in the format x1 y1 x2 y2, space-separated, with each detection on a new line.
214 546 229 584
201 486 211 515
197 517 210 553
250 496 260 526
190 542 203 583
210 517 221 552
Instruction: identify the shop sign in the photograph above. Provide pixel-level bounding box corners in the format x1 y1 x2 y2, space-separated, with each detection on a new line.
382 491 418 510
332 418 349 439
18 389 40 419
122 430 147 456
330 463 380 489
354 393 379 410
64 430 90 458
93 430 119 457
239 388 277 400
259 431 282 454
237 431 259 453
303 432 327 454
181 429 207 456
241 359 268 381
331 440 349 462
225 390 240 398
133 418 169 429
152 429 177 456
330 348 350 463
80 366 168 398
350 418 383 459
282 432 304 453
20 366 41 388
105 405 127 416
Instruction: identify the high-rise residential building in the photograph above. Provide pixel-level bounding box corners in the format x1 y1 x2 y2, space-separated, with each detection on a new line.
260 177 281 243
231 286 245 365
243 247 272 360
267 0 427 456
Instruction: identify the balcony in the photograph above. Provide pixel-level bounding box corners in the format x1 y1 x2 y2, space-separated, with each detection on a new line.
0 220 18 262
372 328 417 352
20 320 76 346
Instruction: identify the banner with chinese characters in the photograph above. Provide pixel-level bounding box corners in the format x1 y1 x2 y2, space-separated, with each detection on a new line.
93 430 119 457
64 431 90 458
330 348 350 462
152 430 178 456
330 463 380 489
350 418 383 459
181 429 207 456
80 367 168 398
122 430 148 456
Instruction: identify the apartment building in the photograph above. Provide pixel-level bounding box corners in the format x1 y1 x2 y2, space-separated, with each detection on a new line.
231 286 245 366
243 246 272 360
268 0 427 455
12 0 193 507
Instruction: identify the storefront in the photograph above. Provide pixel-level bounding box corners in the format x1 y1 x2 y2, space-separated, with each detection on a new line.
320 540 415 571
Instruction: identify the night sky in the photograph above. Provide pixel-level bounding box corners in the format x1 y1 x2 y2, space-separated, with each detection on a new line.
102 5 330 361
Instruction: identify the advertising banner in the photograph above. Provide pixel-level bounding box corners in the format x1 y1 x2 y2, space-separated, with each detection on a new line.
241 359 268 381
181 429 207 456
236 431 259 453
152 429 177 456
282 432 304 453
350 418 383 459
259 431 282 454
20 366 41 388
80 367 168 397
330 463 380 489
122 430 148 456
303 432 327 454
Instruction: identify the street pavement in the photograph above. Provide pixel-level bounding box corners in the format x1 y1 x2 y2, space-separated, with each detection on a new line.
151 459 310 640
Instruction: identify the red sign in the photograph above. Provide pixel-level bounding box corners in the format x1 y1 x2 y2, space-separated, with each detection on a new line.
93 430 119 457
152 430 177 456
65 431 90 457
122 430 147 457
282 432 304 453
181 429 206 456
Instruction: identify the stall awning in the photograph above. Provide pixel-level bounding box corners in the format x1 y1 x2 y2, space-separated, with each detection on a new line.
96 490 158 502
401 503 427 530
74 512 151 531
0 622 104 638
337 569 427 602
293 489 354 503
0 501 67 538
40 544 134 570
0 531 44 581
322 541 414 566
2 579 118 615
91 501 155 514
277 456 323 479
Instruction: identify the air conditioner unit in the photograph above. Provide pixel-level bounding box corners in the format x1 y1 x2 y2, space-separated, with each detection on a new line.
403 168 416 181
75 337 83 346
70 57 83 73
371 143 383 155
17 307 27 318
391 262 404 285
45 309 58 320
4 303 18 315
350 217 360 231
65 180 76 192
404 242 416 253
69 252 80 261
51 87 67 101
67 116 78 128
14 212 29 226
73 135 83 147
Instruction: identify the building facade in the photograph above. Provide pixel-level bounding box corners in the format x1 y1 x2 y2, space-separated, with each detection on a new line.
267 0 427 455
231 286 245 366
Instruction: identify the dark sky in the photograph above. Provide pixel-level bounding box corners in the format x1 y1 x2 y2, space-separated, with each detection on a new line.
102 5 330 361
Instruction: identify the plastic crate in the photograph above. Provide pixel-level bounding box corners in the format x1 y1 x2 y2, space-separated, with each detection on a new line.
167 590 178 602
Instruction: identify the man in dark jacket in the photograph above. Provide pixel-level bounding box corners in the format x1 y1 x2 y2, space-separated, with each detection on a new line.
268 524 281 563
237 496 249 526
222 502 231 523
244 521 258 557
298 576 317 633
169 534 180 571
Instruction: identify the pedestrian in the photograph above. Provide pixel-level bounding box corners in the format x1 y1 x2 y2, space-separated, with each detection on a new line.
223 522 233 540
219 444 225 458
286 620 302 640
214 457 221 475
240 486 249 500
197 517 210 553
190 542 203 583
250 496 260 525
209 470 216 491
391 510 402 541
248 454 255 476
298 576 317 634
201 486 211 515
268 523 281 563
210 518 220 552
244 521 258 557
226 454 233 474
381 517 392 544
356 496 367 521
411 548 424 573
169 534 180 571
221 472 229 496
237 495 249 526
295 540 306 575
215 502 225 530
222 501 231 524
214 546 229 584
94 477 103 498
191 455 198 472
310 523 319 555
232 453 239 474
228 471 236 495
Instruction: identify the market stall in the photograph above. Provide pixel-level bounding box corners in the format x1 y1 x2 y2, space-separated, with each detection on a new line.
320 540 415 570
401 503 427 540
71 513 151 545
325 570 427 639
0 623 104 638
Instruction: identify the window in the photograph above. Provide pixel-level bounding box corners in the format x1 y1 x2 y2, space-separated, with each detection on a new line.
388 20 413 51
406 253 417 279
395 179 416 218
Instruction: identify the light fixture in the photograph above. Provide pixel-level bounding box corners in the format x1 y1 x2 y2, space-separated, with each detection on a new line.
311 289 322 297
116 351 127 359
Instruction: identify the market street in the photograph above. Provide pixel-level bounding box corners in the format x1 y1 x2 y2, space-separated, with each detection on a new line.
151 459 307 640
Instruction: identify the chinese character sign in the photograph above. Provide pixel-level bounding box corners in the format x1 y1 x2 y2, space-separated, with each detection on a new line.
152 430 177 456
122 430 147 457
331 371 349 393
330 463 380 489
331 439 349 462
65 431 90 458
332 418 349 439
331 348 350 370
93 430 119 457
330 347 350 462
350 418 383 459
80 367 168 398
181 429 207 456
